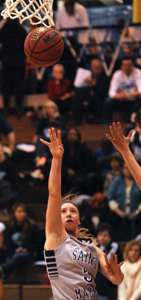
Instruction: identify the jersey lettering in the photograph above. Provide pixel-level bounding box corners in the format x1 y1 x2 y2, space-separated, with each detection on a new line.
72 250 97 267
75 287 97 299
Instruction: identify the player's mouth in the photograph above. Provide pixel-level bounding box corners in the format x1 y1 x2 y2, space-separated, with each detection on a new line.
66 219 73 223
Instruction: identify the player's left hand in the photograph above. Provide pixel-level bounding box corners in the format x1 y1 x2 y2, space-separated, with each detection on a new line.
104 252 124 277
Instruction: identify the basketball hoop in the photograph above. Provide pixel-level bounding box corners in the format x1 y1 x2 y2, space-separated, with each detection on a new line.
1 0 54 27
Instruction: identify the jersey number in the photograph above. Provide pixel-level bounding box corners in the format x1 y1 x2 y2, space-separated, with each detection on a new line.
83 268 93 283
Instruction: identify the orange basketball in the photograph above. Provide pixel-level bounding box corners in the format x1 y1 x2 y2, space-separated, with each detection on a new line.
24 27 64 67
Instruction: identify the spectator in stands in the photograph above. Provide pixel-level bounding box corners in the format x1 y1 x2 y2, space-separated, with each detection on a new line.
118 239 141 300
0 114 15 157
55 0 90 45
0 18 27 116
105 163 141 241
102 57 141 124
47 64 74 117
55 0 90 80
34 100 66 166
24 57 37 94
94 138 117 175
113 19 138 61
0 177 12 213
0 143 19 212
96 223 123 300
61 127 96 195
126 110 141 163
0 222 5 264
73 59 110 124
103 154 124 197
0 203 38 281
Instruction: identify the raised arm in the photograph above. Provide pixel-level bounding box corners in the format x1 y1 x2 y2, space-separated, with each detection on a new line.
97 247 124 285
40 128 66 250
106 122 141 190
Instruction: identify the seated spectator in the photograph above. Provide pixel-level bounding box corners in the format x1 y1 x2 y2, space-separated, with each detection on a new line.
105 163 141 241
0 222 6 264
96 223 123 300
103 154 124 196
0 177 12 213
61 127 96 195
47 64 74 117
118 239 141 300
0 143 19 212
85 30 99 60
18 156 51 184
33 100 67 166
24 57 36 94
127 110 141 163
55 0 90 79
73 59 110 124
0 203 38 281
55 0 90 45
113 19 138 61
94 138 117 175
0 114 15 157
102 57 141 124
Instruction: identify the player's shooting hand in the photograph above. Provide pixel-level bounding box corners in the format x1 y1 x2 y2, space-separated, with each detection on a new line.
104 252 124 277
40 128 64 158
106 122 134 153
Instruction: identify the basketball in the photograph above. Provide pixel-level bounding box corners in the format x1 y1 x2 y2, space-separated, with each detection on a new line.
24 27 64 67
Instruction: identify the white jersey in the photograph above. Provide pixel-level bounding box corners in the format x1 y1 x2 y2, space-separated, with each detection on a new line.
44 233 99 300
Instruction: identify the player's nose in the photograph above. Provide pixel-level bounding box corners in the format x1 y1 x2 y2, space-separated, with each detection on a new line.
66 209 71 216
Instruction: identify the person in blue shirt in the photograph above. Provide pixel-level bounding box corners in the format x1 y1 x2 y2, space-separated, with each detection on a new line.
104 161 141 241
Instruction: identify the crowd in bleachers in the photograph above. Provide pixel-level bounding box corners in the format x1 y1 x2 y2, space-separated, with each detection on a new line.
0 1 140 299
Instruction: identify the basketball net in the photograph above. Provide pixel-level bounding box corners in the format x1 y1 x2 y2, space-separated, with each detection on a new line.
1 0 54 27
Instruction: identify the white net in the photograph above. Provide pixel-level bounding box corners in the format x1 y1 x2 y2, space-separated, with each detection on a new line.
1 0 54 27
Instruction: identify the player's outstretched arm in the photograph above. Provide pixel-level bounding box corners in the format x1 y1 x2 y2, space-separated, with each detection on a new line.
97 248 124 285
40 128 66 249
106 122 141 190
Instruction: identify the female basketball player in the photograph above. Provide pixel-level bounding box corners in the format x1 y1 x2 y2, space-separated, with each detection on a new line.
40 128 124 300
106 122 141 190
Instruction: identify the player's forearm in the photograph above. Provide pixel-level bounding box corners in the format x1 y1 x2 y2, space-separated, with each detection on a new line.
120 147 141 189
48 156 62 197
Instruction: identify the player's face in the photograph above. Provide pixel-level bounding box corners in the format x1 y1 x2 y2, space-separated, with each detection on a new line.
97 230 111 246
128 245 140 263
61 203 80 235
14 206 27 224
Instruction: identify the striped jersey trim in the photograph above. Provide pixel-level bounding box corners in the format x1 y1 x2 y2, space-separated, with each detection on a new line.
44 249 59 279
